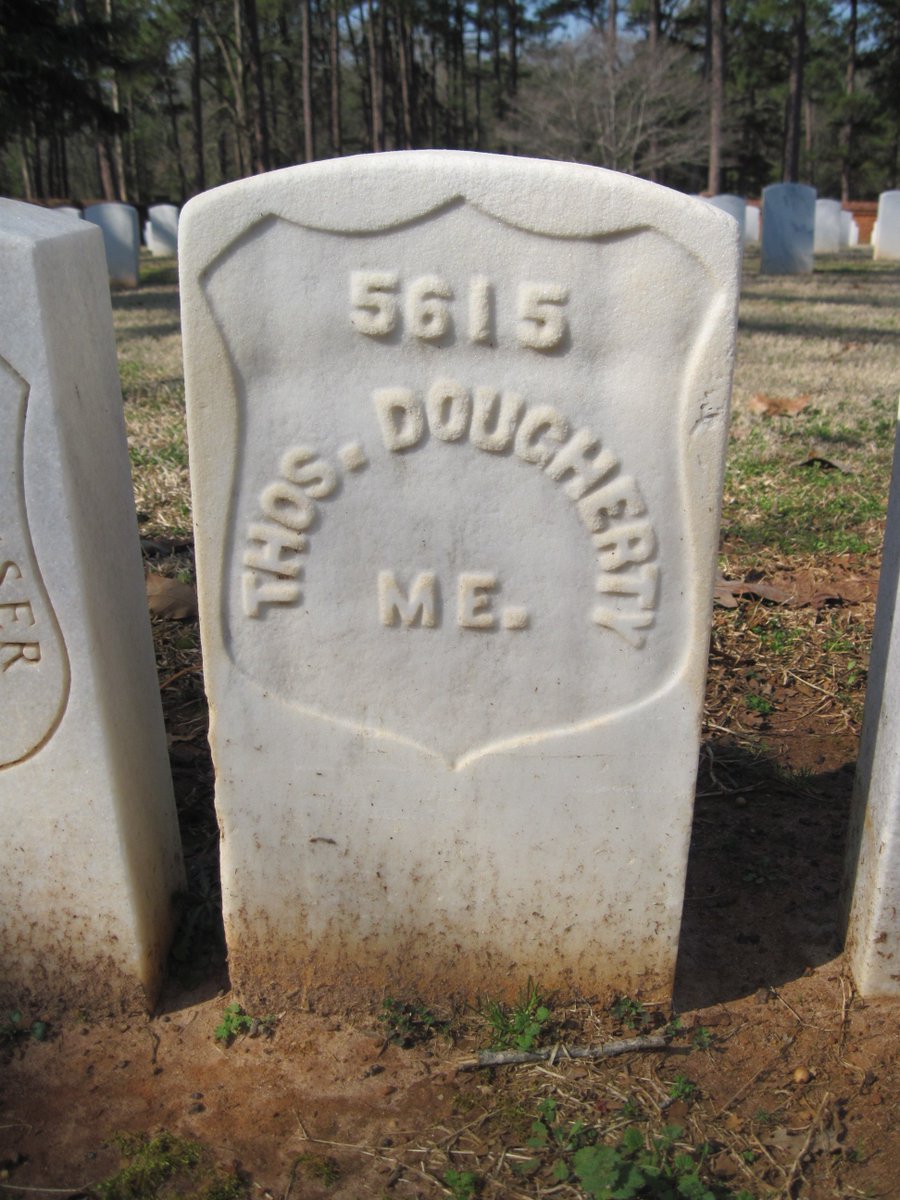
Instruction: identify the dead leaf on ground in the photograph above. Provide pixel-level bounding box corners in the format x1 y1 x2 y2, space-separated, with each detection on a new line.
141 535 195 558
714 575 794 607
146 572 198 619
769 565 876 608
796 454 852 474
762 1111 844 1158
715 568 875 610
747 393 811 417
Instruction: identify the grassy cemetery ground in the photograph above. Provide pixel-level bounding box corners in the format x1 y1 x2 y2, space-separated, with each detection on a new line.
3 251 900 1200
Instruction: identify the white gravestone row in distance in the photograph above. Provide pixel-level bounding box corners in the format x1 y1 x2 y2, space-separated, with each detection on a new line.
145 204 180 257
179 151 742 1006
745 205 760 245
814 198 842 254
874 190 900 261
707 193 747 242
0 199 183 1012
84 201 140 287
760 183 816 275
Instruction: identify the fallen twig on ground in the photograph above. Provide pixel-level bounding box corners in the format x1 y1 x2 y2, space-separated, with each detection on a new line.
455 1035 667 1071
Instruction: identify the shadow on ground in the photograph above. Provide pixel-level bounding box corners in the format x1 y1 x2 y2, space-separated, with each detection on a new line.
674 737 855 1010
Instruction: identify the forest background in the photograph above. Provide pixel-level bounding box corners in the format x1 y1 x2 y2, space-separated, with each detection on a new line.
1 1 900 214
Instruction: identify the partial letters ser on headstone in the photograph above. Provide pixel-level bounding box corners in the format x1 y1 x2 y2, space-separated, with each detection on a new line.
0 199 183 1011
180 152 741 1006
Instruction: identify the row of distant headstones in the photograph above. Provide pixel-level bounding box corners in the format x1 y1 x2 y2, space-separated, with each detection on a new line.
651 187 900 264
1 171 898 1018
705 190 897 255
52 201 180 284
61 187 900 290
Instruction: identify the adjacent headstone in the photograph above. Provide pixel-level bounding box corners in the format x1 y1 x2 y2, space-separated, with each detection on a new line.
53 206 82 220
874 190 900 262
707 193 747 240
0 199 183 1012
760 183 816 275
745 205 760 245
843 408 900 996
180 152 741 1006
814 198 842 254
840 210 853 249
84 201 140 286
849 219 860 248
146 203 179 257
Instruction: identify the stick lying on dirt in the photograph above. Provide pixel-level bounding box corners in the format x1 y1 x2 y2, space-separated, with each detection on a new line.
456 1034 667 1071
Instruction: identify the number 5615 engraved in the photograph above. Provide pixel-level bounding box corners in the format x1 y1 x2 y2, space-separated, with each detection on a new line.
350 272 569 351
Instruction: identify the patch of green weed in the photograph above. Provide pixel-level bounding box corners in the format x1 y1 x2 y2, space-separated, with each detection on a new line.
96 1131 246 1200
213 1002 275 1044
668 1074 699 1102
610 996 649 1030
379 997 446 1046
0 1009 48 1045
744 693 774 716
692 1026 713 1051
130 441 189 471
481 978 551 1052
295 1153 341 1186
443 1167 480 1199
513 1100 752 1199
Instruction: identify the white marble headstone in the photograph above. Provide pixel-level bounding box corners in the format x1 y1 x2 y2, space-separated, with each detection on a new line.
745 206 760 245
53 206 83 220
707 193 747 240
840 210 853 248
814 198 842 254
843 409 900 996
180 152 741 1006
146 204 179 257
760 183 815 275
874 191 900 261
84 201 140 286
0 199 183 1011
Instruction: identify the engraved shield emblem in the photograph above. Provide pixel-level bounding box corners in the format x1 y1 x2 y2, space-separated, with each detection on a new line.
200 202 716 766
0 355 70 768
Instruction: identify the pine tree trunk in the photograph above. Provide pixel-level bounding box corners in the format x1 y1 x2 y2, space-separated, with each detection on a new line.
330 0 343 156
302 0 315 160
396 10 414 148
841 0 857 203
783 0 806 183
191 15 206 192
474 0 483 148
165 70 189 199
367 0 383 150
244 0 271 171
506 0 518 98
20 136 34 201
647 0 660 181
98 140 117 200
707 0 724 194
